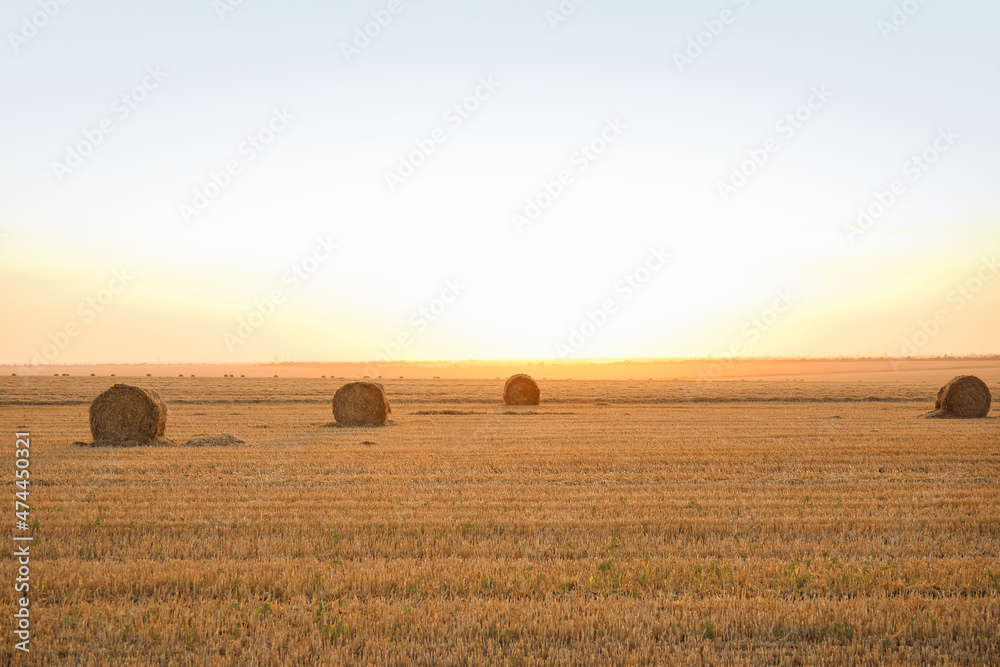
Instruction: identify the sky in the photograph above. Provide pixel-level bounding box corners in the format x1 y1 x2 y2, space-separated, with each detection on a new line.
1 0 998 366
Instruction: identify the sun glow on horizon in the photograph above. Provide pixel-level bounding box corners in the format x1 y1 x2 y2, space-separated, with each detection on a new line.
2 1 998 365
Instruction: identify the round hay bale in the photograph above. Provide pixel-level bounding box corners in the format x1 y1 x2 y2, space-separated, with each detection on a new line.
928 375 991 418
89 384 167 445
504 374 540 406
333 382 391 427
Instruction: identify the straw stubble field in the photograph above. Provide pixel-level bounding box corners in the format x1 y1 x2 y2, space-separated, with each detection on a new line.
1 376 999 665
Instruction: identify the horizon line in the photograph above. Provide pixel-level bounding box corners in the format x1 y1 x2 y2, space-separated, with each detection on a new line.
4 354 1000 368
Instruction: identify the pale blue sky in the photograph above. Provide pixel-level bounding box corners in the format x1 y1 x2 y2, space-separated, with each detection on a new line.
1 0 998 364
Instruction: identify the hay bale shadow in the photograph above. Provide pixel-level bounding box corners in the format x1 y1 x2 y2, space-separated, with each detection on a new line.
183 434 245 447
75 438 176 448
321 421 394 429
75 433 246 448
923 410 995 420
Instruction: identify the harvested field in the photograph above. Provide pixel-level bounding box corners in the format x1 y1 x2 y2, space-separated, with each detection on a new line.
1 372 998 665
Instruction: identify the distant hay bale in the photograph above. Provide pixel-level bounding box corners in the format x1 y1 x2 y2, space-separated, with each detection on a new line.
89 384 167 446
504 374 540 406
333 382 391 427
926 375 991 419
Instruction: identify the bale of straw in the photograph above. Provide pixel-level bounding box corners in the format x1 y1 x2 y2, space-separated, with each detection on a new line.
333 382 391 427
89 384 167 445
504 374 540 406
925 375 991 418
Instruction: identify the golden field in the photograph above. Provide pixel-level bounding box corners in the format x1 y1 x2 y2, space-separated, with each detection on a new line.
1 369 999 665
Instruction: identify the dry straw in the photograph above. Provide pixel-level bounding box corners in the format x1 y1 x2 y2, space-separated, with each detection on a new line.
89 384 167 446
333 382 391 427
503 374 540 406
925 375 992 419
